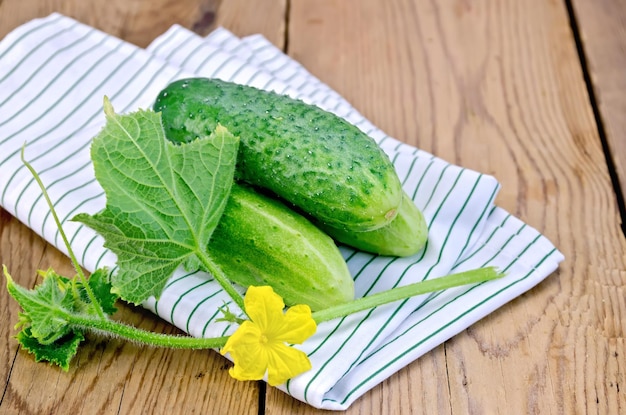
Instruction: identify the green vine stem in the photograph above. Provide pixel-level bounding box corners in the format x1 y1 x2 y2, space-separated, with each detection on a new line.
195 250 248 318
69 313 229 349
17 144 503 352
21 146 106 321
71 267 500 348
311 267 504 323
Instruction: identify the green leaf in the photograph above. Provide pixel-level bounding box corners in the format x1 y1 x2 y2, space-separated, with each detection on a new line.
73 99 239 304
4 266 74 344
16 326 85 371
75 268 119 316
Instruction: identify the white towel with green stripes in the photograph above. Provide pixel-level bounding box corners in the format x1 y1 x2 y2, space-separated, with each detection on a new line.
0 14 564 410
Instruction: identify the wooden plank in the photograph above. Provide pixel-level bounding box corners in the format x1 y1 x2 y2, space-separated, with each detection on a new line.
2 0 625 413
0 214 261 414
0 1 285 414
215 0 287 48
268 0 626 413
0 0 216 47
0 0 286 49
571 0 626 210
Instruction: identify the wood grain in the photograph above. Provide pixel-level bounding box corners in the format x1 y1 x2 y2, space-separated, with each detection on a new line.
0 0 286 49
0 213 261 415
1 0 625 413
571 0 626 209
0 1 284 414
266 0 626 413
214 0 287 48
0 0 212 47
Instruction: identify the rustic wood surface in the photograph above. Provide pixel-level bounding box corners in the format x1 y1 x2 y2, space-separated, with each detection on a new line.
1 0 625 414
571 0 626 229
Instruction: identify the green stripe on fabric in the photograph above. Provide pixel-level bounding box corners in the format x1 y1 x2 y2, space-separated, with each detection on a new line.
451 215 517 271
452 182 499 263
185 286 227 334
154 270 205 316
0 18 78 83
350 255 379 284
193 48 231 74
0 26 91 108
1 27 185 274
296 171 489 403
408 170 483 282
28 46 153 232
313 171 492 404
211 55 244 79
169 280 213 325
6 38 131 213
0 14 64 60
226 55 256 82
409 158 436 204
317 296 414 397
237 66 266 87
398 153 420 185
77 231 111 272
0 24 91 129
28 52 179 220
146 26 182 57
177 40 217 69
299 307 378 403
31 161 93 233
3 42 124 215
0 31 110 150
332 239 559 406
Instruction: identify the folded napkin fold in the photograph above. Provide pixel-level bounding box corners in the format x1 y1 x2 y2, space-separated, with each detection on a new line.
0 14 564 410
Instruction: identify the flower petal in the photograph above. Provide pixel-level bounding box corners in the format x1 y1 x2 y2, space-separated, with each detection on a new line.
266 342 312 386
221 321 268 382
273 304 317 344
228 351 268 382
221 286 317 385
244 286 285 330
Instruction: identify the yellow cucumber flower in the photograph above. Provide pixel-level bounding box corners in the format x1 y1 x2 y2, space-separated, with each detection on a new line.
220 285 317 386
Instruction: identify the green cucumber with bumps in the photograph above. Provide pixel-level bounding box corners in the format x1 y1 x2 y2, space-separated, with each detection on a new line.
209 183 354 311
153 77 402 232
321 192 428 257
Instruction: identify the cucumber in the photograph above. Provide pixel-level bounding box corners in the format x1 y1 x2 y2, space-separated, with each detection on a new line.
321 192 428 257
209 183 354 311
153 77 402 232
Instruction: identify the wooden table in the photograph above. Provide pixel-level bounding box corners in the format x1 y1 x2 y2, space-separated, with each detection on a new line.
1 0 624 413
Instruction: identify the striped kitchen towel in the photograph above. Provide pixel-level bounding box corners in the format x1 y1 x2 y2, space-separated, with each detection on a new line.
0 14 564 410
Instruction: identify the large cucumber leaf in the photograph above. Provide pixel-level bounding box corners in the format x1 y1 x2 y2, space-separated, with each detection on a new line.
74 99 239 304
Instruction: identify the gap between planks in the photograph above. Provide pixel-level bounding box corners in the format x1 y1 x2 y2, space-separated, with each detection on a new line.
257 1 617 413
564 0 626 237
257 2 289 414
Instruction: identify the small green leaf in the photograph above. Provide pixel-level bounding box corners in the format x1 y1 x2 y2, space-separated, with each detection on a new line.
75 268 119 316
88 268 118 315
73 101 239 304
5 266 75 344
215 302 245 325
16 326 85 371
